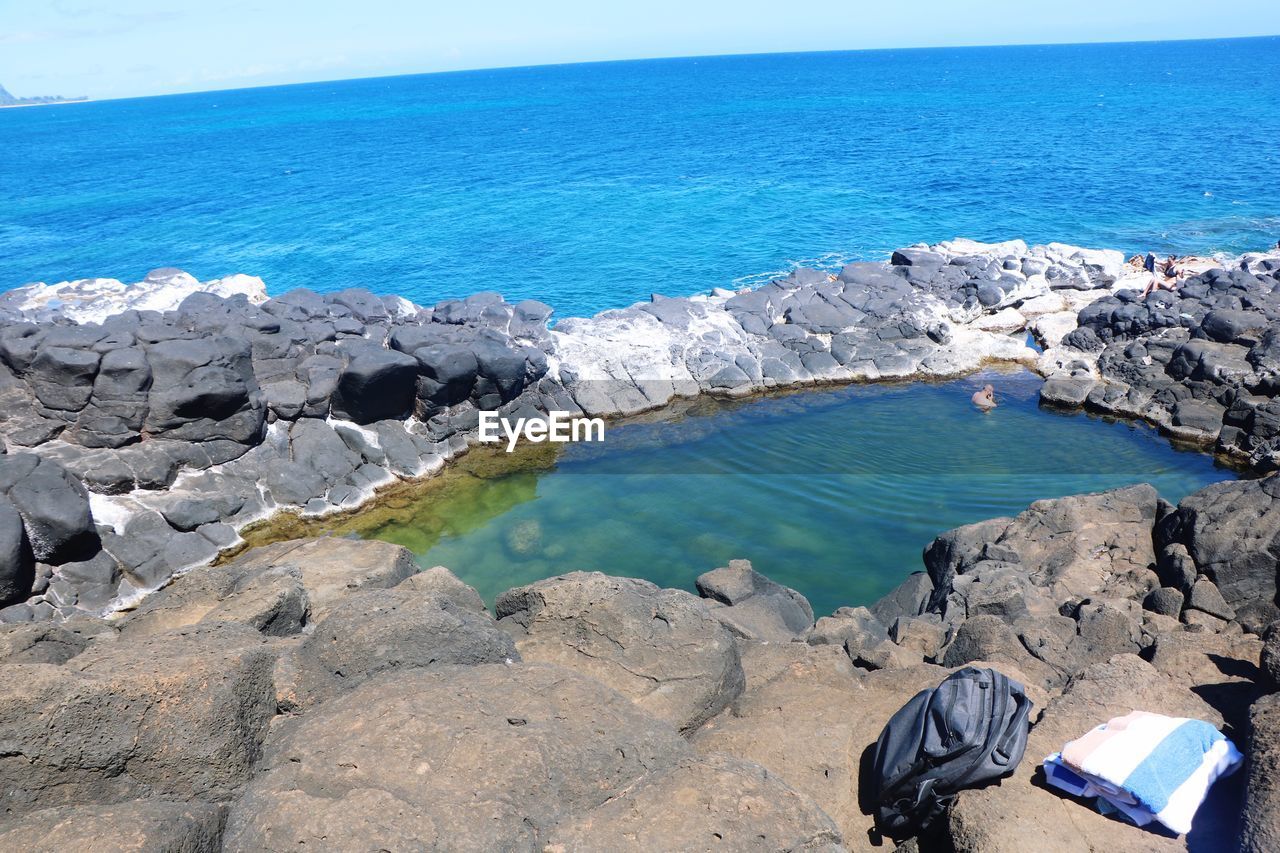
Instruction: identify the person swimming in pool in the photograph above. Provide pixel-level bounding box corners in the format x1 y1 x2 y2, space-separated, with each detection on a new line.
971 384 997 411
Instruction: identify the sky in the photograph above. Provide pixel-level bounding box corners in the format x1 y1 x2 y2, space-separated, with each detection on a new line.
2 1 1279 100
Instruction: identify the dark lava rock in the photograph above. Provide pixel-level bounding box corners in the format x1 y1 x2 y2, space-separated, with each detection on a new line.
695 558 815 641
0 453 97 565
806 605 889 660
1159 476 1280 632
330 347 419 424
0 496 34 606
413 343 480 406
1061 325 1105 352
865 574 932 630
1187 576 1237 621
1039 376 1096 408
143 337 264 444
0 622 91 665
1143 586 1185 618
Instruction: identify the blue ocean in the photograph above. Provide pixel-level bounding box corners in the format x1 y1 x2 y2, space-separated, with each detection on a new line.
3 37 1279 317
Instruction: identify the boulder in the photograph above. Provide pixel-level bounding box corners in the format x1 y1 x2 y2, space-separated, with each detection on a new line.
119 561 309 638
142 337 264 444
397 565 488 613
223 537 417 622
1160 477 1280 632
1143 586 1185 617
0 623 277 815
854 638 925 671
27 345 101 411
0 495 33 606
870 571 934 625
940 614 1058 687
413 344 479 406
1157 543 1198 592
695 559 815 641
0 453 98 564
1187 577 1237 621
496 572 744 733
223 664 692 852
887 615 946 658
928 486 1159 623
1201 309 1268 345
330 347 419 424
544 753 845 851
1263 620 1280 690
0 622 91 665
807 606 889 660
1243 693 1280 853
1039 376 1096 408
283 584 515 707
0 799 227 853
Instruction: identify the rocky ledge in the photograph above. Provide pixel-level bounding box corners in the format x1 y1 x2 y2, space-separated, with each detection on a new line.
3 478 1279 851
6 238 1278 621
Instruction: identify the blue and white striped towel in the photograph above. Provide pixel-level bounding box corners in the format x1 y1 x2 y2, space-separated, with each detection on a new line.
1043 710 1242 835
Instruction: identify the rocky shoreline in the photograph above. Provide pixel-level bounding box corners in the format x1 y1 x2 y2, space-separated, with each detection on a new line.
3 481 1278 850
3 238 1278 620
3 238 1280 849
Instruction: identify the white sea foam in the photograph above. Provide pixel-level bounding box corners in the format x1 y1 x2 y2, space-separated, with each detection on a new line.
0 269 268 324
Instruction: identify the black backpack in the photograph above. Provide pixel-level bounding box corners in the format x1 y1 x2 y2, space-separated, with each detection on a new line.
868 666 1032 838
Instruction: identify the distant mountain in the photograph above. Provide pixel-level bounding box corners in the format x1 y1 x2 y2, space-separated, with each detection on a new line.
0 83 87 107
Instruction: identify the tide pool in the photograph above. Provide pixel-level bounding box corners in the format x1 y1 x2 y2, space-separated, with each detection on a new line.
259 371 1237 617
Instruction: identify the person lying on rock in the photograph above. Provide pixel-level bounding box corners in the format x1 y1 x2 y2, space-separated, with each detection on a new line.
1141 254 1181 300
971 384 997 411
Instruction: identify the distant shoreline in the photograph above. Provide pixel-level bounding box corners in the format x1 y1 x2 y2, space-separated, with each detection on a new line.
0 98 90 110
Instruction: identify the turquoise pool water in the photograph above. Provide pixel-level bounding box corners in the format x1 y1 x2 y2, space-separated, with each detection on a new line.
348 372 1236 617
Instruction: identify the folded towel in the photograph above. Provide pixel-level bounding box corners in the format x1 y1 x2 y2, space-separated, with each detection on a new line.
1044 754 1156 828
1043 711 1241 835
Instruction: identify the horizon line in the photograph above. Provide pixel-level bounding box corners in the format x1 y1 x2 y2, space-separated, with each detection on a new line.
9 31 1278 106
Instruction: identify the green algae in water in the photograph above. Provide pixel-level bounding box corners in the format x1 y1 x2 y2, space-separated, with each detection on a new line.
295 372 1239 618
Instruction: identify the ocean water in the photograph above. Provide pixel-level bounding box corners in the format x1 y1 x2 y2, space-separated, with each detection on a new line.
269 371 1237 617
3 37 1279 317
